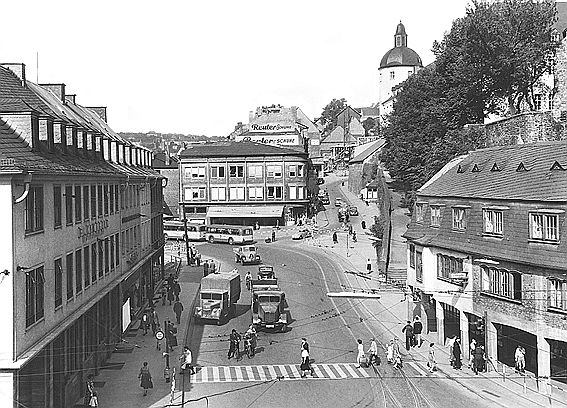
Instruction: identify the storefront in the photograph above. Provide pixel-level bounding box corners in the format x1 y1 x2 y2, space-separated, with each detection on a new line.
442 302 461 340
494 323 538 375
466 312 485 347
549 338 567 384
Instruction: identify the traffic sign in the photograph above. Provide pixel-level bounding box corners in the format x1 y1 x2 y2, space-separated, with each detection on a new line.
155 330 164 340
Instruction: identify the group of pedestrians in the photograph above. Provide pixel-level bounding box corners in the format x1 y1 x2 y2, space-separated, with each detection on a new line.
386 338 403 369
202 259 218 276
228 325 258 360
401 316 423 350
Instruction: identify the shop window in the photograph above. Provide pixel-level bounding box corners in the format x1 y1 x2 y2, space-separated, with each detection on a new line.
54 258 62 309
548 278 567 311
529 212 559 243
481 266 521 301
53 185 62 228
25 266 44 327
25 186 44 234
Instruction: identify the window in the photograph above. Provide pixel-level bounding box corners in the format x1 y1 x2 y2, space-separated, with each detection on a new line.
110 236 115 270
288 165 297 177
53 185 62 228
530 212 559 242
452 208 466 230
97 185 103 216
66 253 73 301
229 187 245 200
104 238 110 274
416 251 423 283
267 165 282 178
90 185 96 219
104 185 109 215
267 186 283 199
437 254 464 280
549 278 567 311
184 187 206 201
298 165 304 177
74 185 82 222
210 166 226 178
289 186 297 200
83 246 90 288
64 185 73 225
229 165 244 178
483 209 503 235
98 241 104 278
109 184 114 214
248 164 263 178
415 203 425 223
430 206 441 227
184 166 206 179
114 185 119 212
75 249 82 294
210 187 226 201
534 94 542 110
249 187 263 200
91 244 97 284
390 71 395 80
115 233 120 266
409 244 415 268
25 266 44 327
54 258 62 309
481 266 521 300
83 186 90 219
25 186 44 234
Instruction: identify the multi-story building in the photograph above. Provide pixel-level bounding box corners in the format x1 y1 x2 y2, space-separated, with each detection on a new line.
403 141 567 384
179 141 309 226
0 63 165 407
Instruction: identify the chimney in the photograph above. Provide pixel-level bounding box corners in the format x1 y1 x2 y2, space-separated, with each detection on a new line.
65 94 76 105
38 116 54 152
1 111 39 150
53 121 68 153
1 63 26 87
87 107 107 123
40 83 66 103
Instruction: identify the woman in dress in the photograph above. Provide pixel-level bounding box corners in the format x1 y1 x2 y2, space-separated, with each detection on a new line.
300 344 311 377
138 361 153 396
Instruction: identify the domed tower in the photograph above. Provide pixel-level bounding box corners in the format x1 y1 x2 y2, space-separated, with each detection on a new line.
378 22 423 117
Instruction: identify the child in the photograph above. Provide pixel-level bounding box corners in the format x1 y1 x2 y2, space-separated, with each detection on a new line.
386 340 394 364
89 391 99 407
393 354 403 369
427 343 437 373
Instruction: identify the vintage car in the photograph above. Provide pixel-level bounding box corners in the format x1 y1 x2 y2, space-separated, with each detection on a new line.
334 197 343 207
348 206 359 216
257 265 276 280
292 228 312 240
233 245 261 264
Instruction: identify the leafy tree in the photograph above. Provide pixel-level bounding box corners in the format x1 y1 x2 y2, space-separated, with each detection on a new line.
319 98 347 135
362 117 379 136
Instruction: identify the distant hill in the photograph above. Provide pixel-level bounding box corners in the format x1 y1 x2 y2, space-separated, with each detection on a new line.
118 131 227 153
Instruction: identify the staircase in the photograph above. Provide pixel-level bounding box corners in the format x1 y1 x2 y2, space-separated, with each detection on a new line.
387 267 407 285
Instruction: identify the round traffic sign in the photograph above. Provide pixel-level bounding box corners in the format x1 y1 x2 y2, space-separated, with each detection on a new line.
155 330 164 340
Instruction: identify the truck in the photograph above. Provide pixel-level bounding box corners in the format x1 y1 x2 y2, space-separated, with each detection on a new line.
251 287 288 332
233 245 261 265
195 270 241 325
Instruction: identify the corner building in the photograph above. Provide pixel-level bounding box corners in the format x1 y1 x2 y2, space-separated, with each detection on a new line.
404 141 567 385
0 64 165 407
179 141 309 226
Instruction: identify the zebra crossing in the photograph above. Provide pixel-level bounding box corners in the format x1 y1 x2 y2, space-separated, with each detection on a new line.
189 363 371 383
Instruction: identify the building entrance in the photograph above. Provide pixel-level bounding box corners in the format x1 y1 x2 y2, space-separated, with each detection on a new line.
494 323 537 375
442 302 460 340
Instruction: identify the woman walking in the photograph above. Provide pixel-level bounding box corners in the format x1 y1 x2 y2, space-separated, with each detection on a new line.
355 339 365 368
138 362 153 396
453 338 462 370
427 343 437 373
300 344 311 377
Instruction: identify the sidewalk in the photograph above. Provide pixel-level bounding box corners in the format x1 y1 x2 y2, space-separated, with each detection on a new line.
309 175 567 407
79 258 218 408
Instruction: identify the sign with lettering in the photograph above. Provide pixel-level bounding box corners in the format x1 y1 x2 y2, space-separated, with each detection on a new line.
78 219 109 242
249 123 296 133
236 134 300 146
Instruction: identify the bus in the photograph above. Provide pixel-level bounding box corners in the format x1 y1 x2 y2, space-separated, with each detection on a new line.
163 221 206 241
205 224 254 245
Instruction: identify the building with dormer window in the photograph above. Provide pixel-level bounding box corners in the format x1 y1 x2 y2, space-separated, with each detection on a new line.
404 141 567 385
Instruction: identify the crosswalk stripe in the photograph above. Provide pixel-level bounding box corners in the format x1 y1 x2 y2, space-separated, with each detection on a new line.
251 365 261 380
311 364 324 378
235 366 244 381
267 365 277 379
212 367 220 382
286 364 300 378
343 364 360 377
356 366 370 378
332 364 348 378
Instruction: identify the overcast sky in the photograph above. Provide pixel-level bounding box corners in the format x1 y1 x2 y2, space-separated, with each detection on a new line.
1 0 471 136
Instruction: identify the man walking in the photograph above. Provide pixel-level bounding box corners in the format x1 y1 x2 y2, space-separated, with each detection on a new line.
368 338 379 366
180 346 195 375
413 316 423 348
173 280 181 301
203 260 209 277
402 321 414 351
173 300 184 324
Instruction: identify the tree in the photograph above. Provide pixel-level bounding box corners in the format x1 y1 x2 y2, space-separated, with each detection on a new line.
362 117 379 136
319 98 347 135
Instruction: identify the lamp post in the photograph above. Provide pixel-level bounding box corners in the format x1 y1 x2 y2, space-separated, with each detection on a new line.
182 218 190 265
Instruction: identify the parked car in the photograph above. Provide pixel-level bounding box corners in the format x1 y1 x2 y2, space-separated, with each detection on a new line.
292 228 312 240
348 206 359 216
334 197 343 207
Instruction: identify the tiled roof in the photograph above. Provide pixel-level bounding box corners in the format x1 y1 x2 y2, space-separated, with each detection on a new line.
418 141 567 201
321 126 357 145
179 141 308 159
350 139 386 164
357 107 380 117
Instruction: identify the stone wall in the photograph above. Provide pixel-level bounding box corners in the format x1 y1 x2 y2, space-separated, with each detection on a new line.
484 111 566 147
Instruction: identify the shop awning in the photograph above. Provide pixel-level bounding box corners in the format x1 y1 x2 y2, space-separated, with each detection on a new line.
206 205 284 218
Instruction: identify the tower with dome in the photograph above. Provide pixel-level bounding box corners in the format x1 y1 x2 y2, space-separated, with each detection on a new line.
378 21 423 119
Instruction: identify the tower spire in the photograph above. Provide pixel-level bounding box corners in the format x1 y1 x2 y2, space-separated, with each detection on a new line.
394 21 407 47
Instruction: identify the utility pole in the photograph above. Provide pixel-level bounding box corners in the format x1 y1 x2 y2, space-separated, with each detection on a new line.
182 217 190 265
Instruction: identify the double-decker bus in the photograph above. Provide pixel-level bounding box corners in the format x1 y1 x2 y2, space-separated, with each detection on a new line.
205 224 254 245
163 221 206 241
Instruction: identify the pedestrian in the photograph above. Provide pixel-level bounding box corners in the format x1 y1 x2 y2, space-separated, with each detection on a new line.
301 337 310 353
173 280 181 301
138 361 153 396
355 339 365 368
161 285 167 306
167 287 175 305
348 224 353 236
368 338 379 366
203 260 209 277
366 258 372 273
300 343 312 377
386 339 395 363
393 337 401 361
173 300 184 324
332 231 338 244
228 329 241 360
447 336 456 367
255 221 260 230
427 343 437 373
473 344 486 374
515 345 526 373
195 251 201 267
271 230 276 242
453 338 462 369
167 273 175 288
210 261 217 274
167 321 178 351
402 321 414 351
469 338 477 369
245 271 252 291
180 346 195 375
141 310 150 335
361 220 366 229
413 316 423 348
88 390 99 407
393 353 403 369
150 308 159 335
84 373 94 407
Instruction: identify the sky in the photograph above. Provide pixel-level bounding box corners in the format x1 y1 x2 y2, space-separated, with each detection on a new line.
0 0 472 136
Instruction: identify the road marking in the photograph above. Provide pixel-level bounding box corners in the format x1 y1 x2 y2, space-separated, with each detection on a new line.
191 363 377 383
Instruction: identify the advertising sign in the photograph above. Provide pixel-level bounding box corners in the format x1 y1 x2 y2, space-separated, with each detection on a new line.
249 123 296 133
236 134 300 146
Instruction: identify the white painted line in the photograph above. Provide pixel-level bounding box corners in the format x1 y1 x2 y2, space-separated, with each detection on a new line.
355 366 370 378
267 365 278 379
343 364 360 378
245 366 254 381
235 366 244 381
287 365 301 378
332 363 347 378
212 367 220 382
256 366 267 381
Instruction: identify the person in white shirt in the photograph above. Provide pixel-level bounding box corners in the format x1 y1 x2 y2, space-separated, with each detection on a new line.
368 338 379 366
356 339 365 368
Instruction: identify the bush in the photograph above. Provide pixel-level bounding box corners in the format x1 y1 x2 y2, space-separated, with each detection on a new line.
370 215 386 241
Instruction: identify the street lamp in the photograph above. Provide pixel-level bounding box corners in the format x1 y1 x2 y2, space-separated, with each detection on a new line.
182 218 190 265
